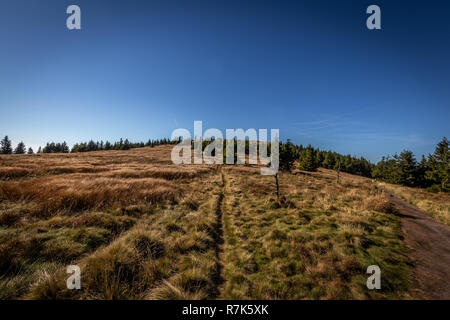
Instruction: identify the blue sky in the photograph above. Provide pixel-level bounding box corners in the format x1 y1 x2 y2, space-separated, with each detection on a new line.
0 0 448 162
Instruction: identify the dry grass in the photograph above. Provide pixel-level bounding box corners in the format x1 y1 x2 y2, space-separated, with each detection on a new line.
0 146 217 299
363 194 398 214
378 182 450 226
0 175 180 216
219 167 410 299
0 147 437 299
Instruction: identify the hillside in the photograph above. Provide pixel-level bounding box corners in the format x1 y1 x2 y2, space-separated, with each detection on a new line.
0 145 448 299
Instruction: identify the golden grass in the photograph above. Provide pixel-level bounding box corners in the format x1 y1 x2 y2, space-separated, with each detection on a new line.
1 146 442 299
378 182 450 226
219 167 410 299
0 175 180 216
363 194 397 214
0 146 218 299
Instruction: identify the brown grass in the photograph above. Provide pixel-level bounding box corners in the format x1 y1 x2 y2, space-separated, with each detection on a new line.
0 146 218 299
1 146 442 299
378 182 450 226
219 167 410 299
0 175 180 216
363 194 398 214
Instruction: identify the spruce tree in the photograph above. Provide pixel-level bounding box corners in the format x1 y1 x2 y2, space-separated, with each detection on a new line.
397 150 418 187
416 155 429 188
27 147 34 154
14 141 26 154
0 136 13 154
298 147 318 172
279 140 297 172
124 139 130 150
87 140 96 152
62 142 69 153
323 152 335 169
425 137 449 192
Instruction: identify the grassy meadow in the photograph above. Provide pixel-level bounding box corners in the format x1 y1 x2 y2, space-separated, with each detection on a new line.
0 146 416 299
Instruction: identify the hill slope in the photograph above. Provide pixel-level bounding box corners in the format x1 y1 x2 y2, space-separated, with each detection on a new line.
0 145 446 299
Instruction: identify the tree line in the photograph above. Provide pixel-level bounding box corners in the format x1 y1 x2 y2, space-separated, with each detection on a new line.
277 137 448 192
1 134 447 192
195 138 373 178
372 137 448 192
281 141 374 178
0 136 179 155
71 138 180 152
0 136 32 154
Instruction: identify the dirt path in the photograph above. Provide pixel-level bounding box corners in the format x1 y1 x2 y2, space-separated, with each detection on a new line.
388 193 450 299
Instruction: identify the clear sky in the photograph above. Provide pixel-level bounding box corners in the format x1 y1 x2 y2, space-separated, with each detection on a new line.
0 0 448 162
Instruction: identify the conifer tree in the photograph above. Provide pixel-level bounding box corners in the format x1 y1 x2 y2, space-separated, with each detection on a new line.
298 147 318 171
14 141 26 154
0 136 13 154
62 142 69 153
426 137 449 192
397 150 418 187
323 152 335 169
279 140 297 172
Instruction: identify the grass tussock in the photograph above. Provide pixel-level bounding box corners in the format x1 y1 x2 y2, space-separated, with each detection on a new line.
363 194 398 214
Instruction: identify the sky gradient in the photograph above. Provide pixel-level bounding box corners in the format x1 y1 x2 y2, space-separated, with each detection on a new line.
0 0 449 162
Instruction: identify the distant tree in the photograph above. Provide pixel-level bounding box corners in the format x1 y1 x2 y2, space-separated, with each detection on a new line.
70 143 79 153
323 152 336 169
341 155 352 172
37 146 42 153
279 140 297 172
414 155 429 188
69 137 161 153
87 140 97 152
372 138 449 191
298 146 318 171
42 141 69 153
27 147 34 154
315 151 324 167
397 150 418 187
43 143 51 153
375 156 395 182
61 141 69 153
0 136 13 154
425 137 449 192
14 141 26 154
122 139 130 150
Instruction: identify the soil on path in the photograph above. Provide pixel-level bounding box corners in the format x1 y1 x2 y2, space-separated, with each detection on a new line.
389 193 450 299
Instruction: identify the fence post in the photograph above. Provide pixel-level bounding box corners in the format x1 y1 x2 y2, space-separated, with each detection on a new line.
274 173 279 197
337 158 341 184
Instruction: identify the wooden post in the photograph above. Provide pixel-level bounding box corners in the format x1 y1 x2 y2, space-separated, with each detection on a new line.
337 158 341 184
274 173 279 197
